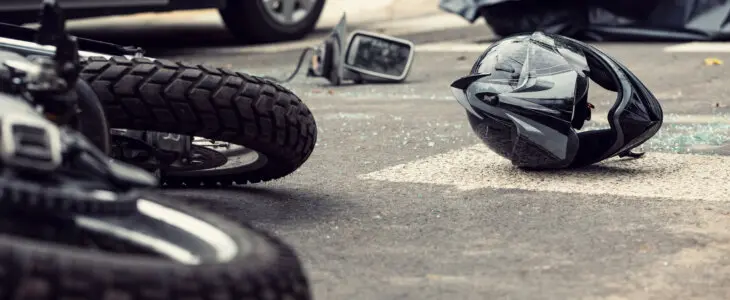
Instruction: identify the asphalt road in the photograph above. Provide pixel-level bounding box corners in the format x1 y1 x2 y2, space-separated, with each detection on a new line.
71 18 730 300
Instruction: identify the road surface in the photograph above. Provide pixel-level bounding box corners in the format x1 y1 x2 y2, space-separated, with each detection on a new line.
67 9 730 300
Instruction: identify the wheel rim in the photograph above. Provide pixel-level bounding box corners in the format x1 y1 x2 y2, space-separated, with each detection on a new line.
261 0 316 25
110 133 269 179
163 139 269 177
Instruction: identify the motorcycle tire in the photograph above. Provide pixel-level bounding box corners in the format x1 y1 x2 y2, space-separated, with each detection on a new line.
0 195 311 300
79 56 317 187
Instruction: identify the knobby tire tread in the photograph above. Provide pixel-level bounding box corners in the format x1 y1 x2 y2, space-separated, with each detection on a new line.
79 56 317 187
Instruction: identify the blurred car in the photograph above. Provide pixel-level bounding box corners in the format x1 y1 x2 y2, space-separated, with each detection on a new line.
0 0 327 43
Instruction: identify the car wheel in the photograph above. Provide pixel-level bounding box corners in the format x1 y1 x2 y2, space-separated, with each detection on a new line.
220 0 326 44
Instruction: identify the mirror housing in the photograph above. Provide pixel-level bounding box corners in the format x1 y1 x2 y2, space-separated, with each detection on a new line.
307 13 416 85
307 13 347 86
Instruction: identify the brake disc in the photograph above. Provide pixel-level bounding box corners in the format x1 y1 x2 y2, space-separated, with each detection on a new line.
162 145 228 173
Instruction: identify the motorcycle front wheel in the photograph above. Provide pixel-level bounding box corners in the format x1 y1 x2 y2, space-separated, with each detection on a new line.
79 56 317 187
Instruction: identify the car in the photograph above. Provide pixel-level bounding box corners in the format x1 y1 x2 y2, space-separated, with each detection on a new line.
0 0 327 44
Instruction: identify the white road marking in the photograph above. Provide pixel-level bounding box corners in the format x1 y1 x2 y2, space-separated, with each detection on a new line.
222 38 489 55
192 38 326 55
167 15 481 55
415 42 489 53
417 41 730 54
65 9 223 28
316 0 443 27
359 144 730 201
372 14 481 36
588 113 730 124
661 114 730 124
664 42 730 53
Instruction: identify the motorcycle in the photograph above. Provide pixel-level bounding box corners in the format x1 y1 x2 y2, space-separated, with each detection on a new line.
0 2 318 188
0 1 311 299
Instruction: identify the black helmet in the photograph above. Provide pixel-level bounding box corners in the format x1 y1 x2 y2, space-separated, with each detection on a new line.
450 32 663 169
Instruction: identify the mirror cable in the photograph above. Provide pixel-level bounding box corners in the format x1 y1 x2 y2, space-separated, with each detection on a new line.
261 47 316 83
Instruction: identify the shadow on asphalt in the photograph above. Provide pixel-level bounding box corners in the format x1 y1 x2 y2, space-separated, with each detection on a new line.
160 185 348 226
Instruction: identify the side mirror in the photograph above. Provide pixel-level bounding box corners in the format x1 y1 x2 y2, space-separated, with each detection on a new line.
343 31 415 83
308 13 415 85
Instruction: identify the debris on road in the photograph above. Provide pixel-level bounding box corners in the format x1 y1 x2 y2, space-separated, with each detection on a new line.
704 58 723 66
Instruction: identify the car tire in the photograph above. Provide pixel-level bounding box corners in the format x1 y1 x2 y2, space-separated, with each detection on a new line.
219 0 326 44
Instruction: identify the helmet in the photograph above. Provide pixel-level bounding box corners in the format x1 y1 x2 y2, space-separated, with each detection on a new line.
450 32 663 169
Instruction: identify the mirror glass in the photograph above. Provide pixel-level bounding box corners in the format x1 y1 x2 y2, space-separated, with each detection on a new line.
345 34 412 78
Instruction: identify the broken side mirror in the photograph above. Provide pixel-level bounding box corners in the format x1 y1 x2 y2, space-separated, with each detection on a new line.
343 30 415 83
307 13 415 85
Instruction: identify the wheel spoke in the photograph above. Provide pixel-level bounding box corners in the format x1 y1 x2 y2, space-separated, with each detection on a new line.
280 0 297 22
262 0 278 11
297 0 315 11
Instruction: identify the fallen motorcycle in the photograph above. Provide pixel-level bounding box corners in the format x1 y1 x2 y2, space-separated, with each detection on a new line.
0 2 311 299
0 2 318 188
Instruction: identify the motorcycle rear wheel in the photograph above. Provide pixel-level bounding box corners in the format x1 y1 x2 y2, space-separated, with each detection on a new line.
79 56 317 187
